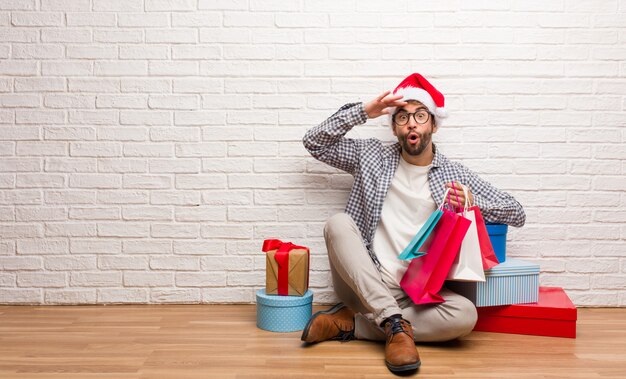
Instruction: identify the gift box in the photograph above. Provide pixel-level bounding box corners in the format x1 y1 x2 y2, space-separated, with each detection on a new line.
446 258 539 307
486 223 508 263
256 289 313 332
473 286 577 338
263 239 309 296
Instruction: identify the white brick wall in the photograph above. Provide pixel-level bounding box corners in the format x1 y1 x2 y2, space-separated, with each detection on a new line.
0 1 624 307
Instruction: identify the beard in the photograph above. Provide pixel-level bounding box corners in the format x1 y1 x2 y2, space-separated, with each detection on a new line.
398 129 432 156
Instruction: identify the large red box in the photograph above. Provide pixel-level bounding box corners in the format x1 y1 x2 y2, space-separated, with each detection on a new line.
473 286 577 338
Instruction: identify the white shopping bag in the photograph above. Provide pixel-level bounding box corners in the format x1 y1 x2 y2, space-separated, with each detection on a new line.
446 185 486 282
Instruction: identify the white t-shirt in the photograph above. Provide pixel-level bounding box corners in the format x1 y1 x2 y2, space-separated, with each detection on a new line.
372 155 437 289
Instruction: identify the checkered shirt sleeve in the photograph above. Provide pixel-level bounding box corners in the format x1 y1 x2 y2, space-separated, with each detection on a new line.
455 162 526 227
302 102 368 176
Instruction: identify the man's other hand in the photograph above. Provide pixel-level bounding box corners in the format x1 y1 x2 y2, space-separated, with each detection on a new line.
446 181 474 209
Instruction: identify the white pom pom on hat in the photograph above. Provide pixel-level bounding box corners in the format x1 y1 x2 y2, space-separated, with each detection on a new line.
387 73 448 126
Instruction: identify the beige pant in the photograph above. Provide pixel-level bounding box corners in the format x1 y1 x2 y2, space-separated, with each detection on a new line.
324 213 478 342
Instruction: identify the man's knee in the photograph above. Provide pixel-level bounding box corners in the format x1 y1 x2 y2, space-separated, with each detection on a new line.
412 294 478 342
324 213 354 240
454 296 478 338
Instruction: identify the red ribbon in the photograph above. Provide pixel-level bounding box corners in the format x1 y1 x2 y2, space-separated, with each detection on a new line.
262 239 309 296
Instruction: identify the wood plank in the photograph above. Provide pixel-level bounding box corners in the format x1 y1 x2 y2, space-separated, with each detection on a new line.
0 305 624 378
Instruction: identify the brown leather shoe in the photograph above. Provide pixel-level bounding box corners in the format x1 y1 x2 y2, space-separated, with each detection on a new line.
301 303 355 343
383 317 421 373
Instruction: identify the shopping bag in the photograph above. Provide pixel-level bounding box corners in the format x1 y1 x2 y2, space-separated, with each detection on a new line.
446 185 485 282
400 190 472 304
471 205 499 270
398 208 443 261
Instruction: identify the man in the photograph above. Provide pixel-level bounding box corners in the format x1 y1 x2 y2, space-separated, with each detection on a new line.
300 73 526 374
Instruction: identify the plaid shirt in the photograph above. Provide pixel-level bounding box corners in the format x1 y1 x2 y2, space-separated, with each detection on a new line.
303 102 526 268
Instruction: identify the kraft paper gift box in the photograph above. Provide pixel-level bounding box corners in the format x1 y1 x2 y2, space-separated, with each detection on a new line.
446 258 539 307
262 239 309 296
473 286 577 338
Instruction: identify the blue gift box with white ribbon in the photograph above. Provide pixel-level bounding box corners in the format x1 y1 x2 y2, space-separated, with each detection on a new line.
446 258 539 307
256 289 313 332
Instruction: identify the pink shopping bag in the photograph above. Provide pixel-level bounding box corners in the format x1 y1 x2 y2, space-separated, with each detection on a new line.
400 193 472 305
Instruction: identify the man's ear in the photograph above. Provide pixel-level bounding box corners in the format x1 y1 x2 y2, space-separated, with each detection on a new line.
391 123 398 137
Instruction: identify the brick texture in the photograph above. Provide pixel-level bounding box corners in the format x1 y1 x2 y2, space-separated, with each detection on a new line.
0 2 624 306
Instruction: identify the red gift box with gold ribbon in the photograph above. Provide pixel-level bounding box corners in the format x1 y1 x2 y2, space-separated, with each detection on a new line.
262 239 310 296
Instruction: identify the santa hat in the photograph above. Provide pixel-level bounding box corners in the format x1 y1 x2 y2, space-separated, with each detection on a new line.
387 73 448 126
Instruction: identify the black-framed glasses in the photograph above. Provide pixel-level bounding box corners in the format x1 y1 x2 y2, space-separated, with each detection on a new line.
393 110 431 126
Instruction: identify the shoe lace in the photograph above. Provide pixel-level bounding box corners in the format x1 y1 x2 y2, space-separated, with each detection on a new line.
387 318 410 336
333 320 355 342
336 328 355 341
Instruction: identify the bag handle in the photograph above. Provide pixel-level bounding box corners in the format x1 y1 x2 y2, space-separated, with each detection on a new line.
450 181 472 214
462 184 474 209
438 187 452 211
450 182 462 213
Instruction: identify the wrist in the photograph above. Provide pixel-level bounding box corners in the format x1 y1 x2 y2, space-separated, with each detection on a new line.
362 102 372 118
359 102 370 121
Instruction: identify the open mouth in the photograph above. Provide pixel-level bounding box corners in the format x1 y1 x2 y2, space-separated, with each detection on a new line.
407 133 420 145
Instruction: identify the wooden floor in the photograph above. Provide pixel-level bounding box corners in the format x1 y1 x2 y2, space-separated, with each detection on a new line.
0 305 625 379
